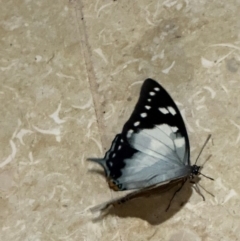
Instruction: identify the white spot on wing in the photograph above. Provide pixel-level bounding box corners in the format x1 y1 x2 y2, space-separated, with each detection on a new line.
147 99 151 102
175 138 185 148
134 121 140 127
159 107 169 114
127 130 133 138
154 87 160 91
112 153 116 158
168 106 176 115
172 126 178 132
140 113 147 118
149 92 155 96
156 124 173 136
174 137 186 160
145 105 151 110
118 145 122 150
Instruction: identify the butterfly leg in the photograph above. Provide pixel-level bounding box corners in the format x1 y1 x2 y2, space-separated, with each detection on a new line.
192 183 205 201
197 183 215 197
165 179 187 212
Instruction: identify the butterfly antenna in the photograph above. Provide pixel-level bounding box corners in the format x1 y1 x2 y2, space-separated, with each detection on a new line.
198 172 214 181
201 154 212 167
195 134 212 165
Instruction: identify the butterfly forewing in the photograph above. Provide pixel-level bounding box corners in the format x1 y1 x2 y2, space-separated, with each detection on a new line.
122 79 190 166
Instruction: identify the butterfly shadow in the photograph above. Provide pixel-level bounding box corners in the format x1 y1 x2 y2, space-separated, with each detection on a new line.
88 168 106 178
92 180 195 225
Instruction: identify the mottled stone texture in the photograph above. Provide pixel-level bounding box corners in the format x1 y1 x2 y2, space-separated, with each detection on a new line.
0 0 239 240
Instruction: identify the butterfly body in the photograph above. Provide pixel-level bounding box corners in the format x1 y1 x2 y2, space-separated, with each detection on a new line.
88 78 202 211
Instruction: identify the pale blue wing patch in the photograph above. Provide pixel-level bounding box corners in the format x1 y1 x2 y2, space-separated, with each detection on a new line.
127 124 188 165
116 151 191 190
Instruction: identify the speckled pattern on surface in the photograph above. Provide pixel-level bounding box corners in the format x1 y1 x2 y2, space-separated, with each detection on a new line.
0 1 240 240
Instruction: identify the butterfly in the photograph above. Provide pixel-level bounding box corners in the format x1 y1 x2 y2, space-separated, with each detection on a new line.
88 78 212 212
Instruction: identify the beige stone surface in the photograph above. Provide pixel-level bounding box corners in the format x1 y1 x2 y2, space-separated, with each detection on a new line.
0 0 240 240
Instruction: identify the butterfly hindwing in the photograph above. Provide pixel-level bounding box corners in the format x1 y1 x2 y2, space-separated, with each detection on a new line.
88 134 138 190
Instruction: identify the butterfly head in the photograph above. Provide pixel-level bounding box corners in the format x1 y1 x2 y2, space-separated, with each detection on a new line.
191 164 214 181
191 164 201 176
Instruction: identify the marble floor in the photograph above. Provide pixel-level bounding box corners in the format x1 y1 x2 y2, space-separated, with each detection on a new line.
1 1 240 240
